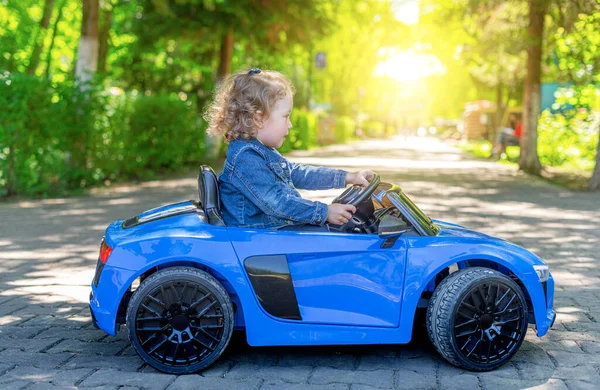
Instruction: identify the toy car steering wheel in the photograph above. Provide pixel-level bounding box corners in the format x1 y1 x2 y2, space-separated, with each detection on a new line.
332 174 381 207
349 174 380 207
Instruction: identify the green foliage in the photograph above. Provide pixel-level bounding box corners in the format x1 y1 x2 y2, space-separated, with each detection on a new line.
362 121 385 138
548 10 600 85
460 85 599 170
279 109 318 153
0 0 37 73
311 1 407 116
335 116 355 144
537 85 599 169
112 0 333 98
0 72 206 197
459 140 492 159
126 95 204 178
0 0 82 81
52 79 116 187
0 73 64 196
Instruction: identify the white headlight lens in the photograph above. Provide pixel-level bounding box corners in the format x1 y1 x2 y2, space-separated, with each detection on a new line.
533 265 549 282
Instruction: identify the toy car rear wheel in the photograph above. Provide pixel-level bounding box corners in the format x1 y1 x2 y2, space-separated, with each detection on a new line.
426 267 528 371
126 267 234 374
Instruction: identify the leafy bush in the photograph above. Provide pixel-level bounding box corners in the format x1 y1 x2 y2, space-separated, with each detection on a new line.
459 140 492 159
0 73 208 197
0 73 64 196
362 121 385 138
52 79 114 187
537 85 599 169
279 109 318 153
538 110 598 169
335 116 355 144
126 95 201 178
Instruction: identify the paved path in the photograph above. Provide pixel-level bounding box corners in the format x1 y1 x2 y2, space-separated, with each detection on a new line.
1 136 599 389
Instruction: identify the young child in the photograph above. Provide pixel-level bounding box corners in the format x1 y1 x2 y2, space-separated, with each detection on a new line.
204 68 374 229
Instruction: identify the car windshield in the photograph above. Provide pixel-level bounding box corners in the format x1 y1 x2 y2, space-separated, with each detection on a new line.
385 191 440 236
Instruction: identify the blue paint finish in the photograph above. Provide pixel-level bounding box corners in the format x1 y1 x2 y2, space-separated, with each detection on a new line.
229 229 406 327
90 199 555 347
89 264 136 335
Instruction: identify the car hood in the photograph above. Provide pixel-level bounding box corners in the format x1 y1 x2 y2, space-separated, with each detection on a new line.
432 220 547 266
434 220 498 240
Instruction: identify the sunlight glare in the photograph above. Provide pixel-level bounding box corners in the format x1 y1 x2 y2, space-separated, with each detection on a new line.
374 49 445 83
392 0 420 25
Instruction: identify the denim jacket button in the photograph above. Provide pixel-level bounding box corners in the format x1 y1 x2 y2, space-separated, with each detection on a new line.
281 162 286 168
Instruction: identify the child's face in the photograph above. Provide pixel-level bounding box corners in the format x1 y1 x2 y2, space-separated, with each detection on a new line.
256 94 293 149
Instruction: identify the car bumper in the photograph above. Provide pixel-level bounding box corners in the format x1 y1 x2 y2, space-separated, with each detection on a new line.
89 264 136 336
536 273 555 337
89 284 119 336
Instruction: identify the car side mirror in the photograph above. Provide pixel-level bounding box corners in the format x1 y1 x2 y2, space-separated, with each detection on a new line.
378 214 408 238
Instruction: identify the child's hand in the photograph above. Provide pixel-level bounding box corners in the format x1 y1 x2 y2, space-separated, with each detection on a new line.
327 203 357 225
346 170 375 187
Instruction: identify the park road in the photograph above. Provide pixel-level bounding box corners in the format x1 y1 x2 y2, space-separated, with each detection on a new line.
0 136 599 389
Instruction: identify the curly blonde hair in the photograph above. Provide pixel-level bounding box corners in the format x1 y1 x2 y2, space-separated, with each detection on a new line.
204 69 295 142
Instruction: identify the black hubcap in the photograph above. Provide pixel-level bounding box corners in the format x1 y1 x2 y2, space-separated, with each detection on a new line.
454 281 525 364
135 281 225 367
171 314 189 331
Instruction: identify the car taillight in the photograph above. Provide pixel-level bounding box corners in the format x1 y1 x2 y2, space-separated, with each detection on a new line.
99 239 112 264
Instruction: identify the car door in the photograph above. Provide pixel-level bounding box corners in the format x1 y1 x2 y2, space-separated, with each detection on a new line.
227 228 406 327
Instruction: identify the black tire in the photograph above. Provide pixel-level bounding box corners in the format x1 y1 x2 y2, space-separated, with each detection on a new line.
126 267 234 374
426 267 528 371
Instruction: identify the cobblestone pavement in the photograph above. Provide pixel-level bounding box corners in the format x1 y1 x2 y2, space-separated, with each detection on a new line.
1 136 599 389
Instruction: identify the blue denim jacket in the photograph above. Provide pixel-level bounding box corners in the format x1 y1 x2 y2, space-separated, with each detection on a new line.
219 138 347 229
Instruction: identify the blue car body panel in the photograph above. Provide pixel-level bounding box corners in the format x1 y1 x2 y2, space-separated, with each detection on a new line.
90 199 555 345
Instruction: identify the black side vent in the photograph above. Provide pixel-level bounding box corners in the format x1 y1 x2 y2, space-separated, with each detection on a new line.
244 255 302 320
122 216 139 229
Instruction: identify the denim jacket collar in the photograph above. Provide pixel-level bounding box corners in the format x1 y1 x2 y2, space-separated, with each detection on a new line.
228 137 283 164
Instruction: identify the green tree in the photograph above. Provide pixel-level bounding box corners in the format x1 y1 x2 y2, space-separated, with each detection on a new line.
43 0 67 78
311 1 407 116
26 0 56 75
548 9 600 190
74 0 99 85
1 1 38 73
418 1 527 134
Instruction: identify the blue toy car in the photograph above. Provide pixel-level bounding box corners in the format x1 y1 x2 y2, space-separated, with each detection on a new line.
89 166 555 374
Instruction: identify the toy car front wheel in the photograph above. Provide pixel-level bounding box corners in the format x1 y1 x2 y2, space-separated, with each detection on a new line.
426 267 528 371
126 267 234 374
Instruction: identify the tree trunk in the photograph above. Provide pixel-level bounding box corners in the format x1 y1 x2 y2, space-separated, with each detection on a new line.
43 0 66 79
210 28 234 158
74 0 99 85
27 0 56 75
217 28 234 80
97 7 113 74
589 127 600 191
494 79 505 142
518 0 547 175
6 143 16 197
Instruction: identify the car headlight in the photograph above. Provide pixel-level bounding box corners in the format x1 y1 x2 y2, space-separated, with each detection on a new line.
533 265 549 282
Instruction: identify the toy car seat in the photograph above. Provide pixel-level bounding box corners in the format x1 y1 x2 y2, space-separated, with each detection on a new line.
197 165 226 226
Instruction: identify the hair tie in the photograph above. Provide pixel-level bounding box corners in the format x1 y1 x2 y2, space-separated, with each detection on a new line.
248 68 261 75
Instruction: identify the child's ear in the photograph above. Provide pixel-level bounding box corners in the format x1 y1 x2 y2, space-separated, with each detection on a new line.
254 110 264 128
